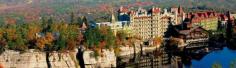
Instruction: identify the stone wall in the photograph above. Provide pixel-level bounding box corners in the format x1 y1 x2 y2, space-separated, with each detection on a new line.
0 49 79 68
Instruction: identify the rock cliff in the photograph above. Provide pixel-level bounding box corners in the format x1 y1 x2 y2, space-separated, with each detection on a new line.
0 49 79 68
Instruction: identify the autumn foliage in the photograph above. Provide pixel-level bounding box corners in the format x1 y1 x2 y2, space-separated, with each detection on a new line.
36 32 54 50
0 15 133 54
27 23 42 41
0 15 87 52
153 36 163 46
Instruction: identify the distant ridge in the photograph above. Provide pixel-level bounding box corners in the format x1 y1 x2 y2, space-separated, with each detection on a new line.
0 0 235 11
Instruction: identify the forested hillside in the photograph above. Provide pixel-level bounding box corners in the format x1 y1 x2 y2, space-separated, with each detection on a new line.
0 0 235 23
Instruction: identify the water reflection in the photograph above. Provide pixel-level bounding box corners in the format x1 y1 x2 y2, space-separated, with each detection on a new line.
187 47 236 68
117 44 236 68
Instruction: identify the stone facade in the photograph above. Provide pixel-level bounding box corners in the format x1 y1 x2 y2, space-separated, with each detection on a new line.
118 6 185 41
96 6 185 41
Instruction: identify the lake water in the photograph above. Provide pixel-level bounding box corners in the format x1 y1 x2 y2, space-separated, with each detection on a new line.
188 47 236 68
117 46 236 68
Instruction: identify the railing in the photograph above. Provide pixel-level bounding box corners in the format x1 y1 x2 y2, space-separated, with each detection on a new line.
185 42 208 48
186 38 208 44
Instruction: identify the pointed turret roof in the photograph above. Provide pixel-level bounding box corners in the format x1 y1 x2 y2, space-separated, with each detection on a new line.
178 5 184 14
81 22 87 30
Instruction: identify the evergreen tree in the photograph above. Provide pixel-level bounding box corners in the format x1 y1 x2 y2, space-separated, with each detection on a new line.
84 27 101 48
104 28 115 49
70 12 75 24
82 16 89 26
77 17 83 27
226 11 233 40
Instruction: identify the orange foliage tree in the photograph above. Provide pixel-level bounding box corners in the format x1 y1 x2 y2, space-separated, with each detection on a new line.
5 18 17 24
5 27 17 41
153 36 163 46
27 23 42 41
0 28 5 45
115 30 128 46
66 24 81 50
0 28 6 54
36 32 54 50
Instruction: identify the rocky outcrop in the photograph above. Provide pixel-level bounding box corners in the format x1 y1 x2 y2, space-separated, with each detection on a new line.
119 46 141 56
0 49 79 68
118 40 144 57
0 50 47 68
83 49 116 68
49 51 79 68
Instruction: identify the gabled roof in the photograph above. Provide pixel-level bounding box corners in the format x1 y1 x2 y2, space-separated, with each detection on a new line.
219 14 235 21
118 6 129 13
179 26 207 35
151 7 160 14
128 10 136 15
187 11 218 24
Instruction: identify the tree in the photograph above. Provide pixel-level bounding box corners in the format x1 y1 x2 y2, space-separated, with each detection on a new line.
55 36 67 51
27 23 42 48
36 37 45 50
5 25 17 50
77 16 83 27
5 26 17 41
42 17 53 33
115 30 127 45
103 27 115 49
82 16 89 26
84 27 101 48
0 28 4 39
226 11 233 40
0 36 6 50
67 39 77 50
212 62 222 68
3 24 28 51
5 18 17 25
84 26 116 49
14 34 28 51
0 38 6 54
51 23 81 51
70 12 75 23
230 59 236 68
27 23 41 40
36 32 54 50
65 24 80 50
76 31 84 45
44 32 54 49
153 36 163 46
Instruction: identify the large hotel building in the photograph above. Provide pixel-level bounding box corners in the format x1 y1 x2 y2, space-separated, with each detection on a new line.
117 6 185 41
96 5 221 42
